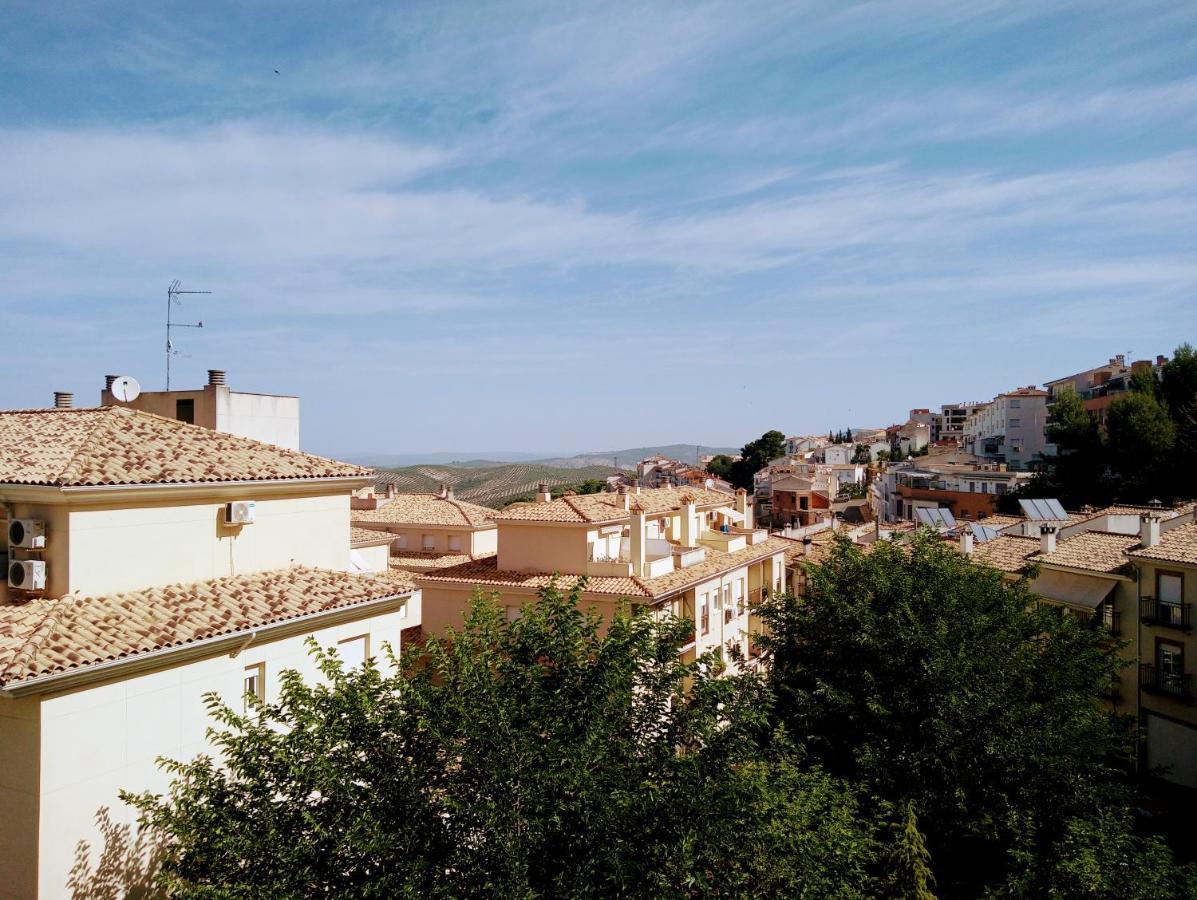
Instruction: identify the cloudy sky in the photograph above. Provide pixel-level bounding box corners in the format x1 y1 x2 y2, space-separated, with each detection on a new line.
1 1 1194 457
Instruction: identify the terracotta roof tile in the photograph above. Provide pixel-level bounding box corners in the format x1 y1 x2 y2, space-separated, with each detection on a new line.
969 534 1040 574
495 487 738 524
0 567 414 688
0 407 370 487
1029 531 1139 574
353 494 497 528
1129 522 1197 566
417 537 788 601
390 551 497 573
351 527 394 547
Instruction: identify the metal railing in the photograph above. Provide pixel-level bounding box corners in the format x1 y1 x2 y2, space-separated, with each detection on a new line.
1100 604 1121 637
1140 596 1192 631
1140 664 1193 702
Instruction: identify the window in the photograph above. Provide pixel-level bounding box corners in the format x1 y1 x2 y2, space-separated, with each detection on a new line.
1009 399 1021 408
505 606 522 623
243 663 264 710
1158 641 1184 695
422 534 435 551
1009 418 1021 427
700 595 710 635
448 535 463 552
396 534 408 549
175 398 195 425
338 634 369 669
1158 572 1184 604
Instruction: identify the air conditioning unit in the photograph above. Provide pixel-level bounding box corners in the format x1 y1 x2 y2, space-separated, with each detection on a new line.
8 519 46 549
225 501 256 525
9 560 47 591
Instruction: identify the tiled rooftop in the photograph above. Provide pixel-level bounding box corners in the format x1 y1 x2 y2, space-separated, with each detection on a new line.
418 536 789 600
390 551 497 573
1030 531 1139 574
0 407 370 487
969 534 1040 574
353 493 498 528
0 567 415 688
1129 523 1197 566
351 527 395 546
494 486 736 524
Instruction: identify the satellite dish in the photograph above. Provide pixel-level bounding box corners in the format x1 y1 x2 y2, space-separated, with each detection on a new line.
111 375 141 403
705 478 715 489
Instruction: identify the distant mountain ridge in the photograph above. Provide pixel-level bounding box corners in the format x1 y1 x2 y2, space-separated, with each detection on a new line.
350 443 738 470
373 462 620 508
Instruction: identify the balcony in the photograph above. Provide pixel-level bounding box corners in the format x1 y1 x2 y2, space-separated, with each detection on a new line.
698 530 747 553
1140 596 1192 631
1140 665 1194 703
730 526 770 545
1097 604 1121 637
672 545 707 569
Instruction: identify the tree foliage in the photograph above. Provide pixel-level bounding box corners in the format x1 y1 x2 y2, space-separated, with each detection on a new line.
711 429 787 490
126 582 878 899
754 532 1192 896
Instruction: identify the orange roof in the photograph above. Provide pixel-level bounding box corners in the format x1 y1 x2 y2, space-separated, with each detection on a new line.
969 534 1040 574
0 567 414 689
495 486 736 524
353 493 497 528
418 537 789 601
351 527 394 547
390 551 497 573
0 407 370 487
1130 522 1197 566
1030 531 1139 574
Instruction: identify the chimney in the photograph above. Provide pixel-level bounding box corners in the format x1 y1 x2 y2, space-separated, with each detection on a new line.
618 485 630 511
802 536 812 557
444 485 455 501
1140 502 1163 548
104 374 119 391
735 487 752 529
631 478 642 495
680 494 698 547
1157 355 1167 367
53 391 73 409
536 482 552 504
959 525 974 556
207 369 227 386
629 502 646 576
1039 525 1058 556
386 483 397 500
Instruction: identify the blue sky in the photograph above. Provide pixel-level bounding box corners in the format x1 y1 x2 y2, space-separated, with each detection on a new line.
1 1 1195 457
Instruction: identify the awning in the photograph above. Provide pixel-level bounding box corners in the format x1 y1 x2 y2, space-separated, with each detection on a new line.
721 508 746 523
1030 569 1116 610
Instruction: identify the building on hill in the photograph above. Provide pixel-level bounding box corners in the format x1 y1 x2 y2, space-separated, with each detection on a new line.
873 450 1035 524
0 396 417 899
962 387 1049 470
417 484 786 670
934 401 986 445
636 455 723 490
351 485 499 573
99 368 300 450
1044 353 1169 429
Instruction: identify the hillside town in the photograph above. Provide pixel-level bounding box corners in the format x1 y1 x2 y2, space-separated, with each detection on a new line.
1 347 1194 896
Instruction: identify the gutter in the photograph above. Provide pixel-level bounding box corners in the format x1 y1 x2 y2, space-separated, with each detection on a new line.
0 590 411 699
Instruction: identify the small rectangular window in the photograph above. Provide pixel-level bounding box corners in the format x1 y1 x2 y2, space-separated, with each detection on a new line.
422 534 435 551
338 634 369 669
176 398 195 425
396 534 408 549
505 606 522 623
448 535 463 552
243 662 264 710
1159 572 1184 604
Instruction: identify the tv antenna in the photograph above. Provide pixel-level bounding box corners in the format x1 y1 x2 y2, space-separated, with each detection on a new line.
166 280 211 389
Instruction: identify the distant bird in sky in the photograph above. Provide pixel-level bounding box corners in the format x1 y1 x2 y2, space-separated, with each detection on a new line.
274 69 280 75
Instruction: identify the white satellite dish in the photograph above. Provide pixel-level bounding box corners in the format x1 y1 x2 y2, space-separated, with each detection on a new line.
111 375 141 403
705 478 715 489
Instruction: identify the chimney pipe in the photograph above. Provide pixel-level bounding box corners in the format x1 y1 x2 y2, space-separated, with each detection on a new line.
1039 525 1058 556
802 536 812 557
536 482 552 503
959 526 974 556
53 391 73 409
207 369 227 386
1140 506 1162 549
104 374 119 391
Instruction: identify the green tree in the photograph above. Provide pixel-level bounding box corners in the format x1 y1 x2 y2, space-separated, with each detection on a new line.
754 533 1168 896
725 429 787 490
1042 385 1109 508
1106 388 1175 502
127 582 879 898
1160 343 1197 498
705 453 735 482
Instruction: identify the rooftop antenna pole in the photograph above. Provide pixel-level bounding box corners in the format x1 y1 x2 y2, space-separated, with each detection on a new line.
166 280 211 390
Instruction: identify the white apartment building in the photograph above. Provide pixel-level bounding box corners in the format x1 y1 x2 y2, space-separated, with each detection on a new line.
962 387 1049 471
0 401 417 899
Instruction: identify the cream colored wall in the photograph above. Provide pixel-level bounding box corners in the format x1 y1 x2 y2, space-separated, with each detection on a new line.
0 697 40 900
358 524 492 555
32 602 410 900
107 389 215 428
218 391 300 450
351 541 391 573
66 492 350 595
471 527 498 556
498 523 589 574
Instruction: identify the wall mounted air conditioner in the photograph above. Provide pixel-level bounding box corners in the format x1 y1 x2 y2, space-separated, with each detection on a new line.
225 501 256 525
8 519 46 549
9 559 47 591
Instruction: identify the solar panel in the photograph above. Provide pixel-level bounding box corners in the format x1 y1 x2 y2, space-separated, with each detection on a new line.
1019 498 1067 521
915 507 957 530
970 523 1001 543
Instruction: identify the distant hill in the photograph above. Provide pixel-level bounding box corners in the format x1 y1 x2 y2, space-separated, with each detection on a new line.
352 443 738 471
374 463 620 509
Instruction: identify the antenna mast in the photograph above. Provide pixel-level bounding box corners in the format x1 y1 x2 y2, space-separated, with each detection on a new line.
166 280 211 389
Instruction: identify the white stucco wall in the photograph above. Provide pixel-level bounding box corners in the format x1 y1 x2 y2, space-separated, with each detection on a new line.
24 600 411 900
217 391 300 451
67 493 351 596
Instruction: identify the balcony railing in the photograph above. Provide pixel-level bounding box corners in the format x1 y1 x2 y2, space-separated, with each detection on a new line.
1140 664 1194 702
1099 604 1121 637
1140 596 1192 631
